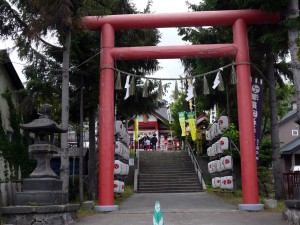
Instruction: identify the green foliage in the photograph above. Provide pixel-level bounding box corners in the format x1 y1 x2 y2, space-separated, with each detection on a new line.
0 90 35 179
259 138 272 167
257 166 273 197
69 175 89 202
114 185 134 205
221 123 240 158
169 94 189 140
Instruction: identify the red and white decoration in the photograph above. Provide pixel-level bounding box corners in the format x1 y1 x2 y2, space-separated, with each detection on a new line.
114 180 125 193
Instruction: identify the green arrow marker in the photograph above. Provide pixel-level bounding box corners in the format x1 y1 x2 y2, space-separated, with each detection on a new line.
152 201 164 225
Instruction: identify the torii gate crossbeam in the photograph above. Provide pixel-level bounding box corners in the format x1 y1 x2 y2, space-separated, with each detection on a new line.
82 10 280 212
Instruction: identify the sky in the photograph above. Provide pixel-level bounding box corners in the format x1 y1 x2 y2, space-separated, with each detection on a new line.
5 0 201 101
132 0 201 101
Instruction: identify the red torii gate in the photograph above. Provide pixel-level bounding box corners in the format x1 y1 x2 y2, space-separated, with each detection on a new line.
82 10 280 211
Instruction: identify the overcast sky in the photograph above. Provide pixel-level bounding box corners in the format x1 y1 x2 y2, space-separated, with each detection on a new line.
132 0 201 101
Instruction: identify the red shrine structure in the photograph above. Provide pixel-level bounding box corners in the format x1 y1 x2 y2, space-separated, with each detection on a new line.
82 10 280 211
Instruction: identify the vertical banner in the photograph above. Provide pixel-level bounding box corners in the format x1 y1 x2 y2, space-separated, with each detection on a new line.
251 78 263 165
178 112 186 136
134 117 139 141
187 112 197 141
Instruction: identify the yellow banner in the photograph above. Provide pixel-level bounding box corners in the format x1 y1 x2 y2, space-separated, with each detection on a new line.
187 112 197 141
134 117 139 141
178 112 186 136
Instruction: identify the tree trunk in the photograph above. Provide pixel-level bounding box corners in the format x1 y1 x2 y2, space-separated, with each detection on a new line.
88 107 97 200
60 29 71 192
287 0 300 120
266 53 283 199
79 75 84 205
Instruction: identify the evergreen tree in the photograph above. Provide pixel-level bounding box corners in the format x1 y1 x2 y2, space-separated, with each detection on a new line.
180 0 292 199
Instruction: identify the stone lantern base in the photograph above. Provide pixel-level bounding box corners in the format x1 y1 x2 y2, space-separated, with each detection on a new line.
1 204 79 225
15 191 68 206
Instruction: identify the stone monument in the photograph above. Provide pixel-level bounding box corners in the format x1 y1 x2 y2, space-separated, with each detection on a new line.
1 104 79 225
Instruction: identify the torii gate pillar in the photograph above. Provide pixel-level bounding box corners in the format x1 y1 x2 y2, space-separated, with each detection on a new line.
82 10 280 212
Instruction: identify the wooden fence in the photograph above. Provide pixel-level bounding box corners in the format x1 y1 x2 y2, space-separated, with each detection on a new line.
0 181 22 206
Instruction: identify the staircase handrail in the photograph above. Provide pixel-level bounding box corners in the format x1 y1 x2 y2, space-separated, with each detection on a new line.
186 143 207 190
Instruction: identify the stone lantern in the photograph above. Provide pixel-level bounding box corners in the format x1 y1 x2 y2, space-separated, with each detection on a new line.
15 104 68 205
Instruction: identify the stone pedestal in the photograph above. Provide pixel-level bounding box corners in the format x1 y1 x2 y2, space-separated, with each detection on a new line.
14 144 68 206
2 104 78 225
1 204 79 225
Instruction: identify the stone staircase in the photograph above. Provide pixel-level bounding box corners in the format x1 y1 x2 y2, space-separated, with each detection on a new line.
137 151 203 193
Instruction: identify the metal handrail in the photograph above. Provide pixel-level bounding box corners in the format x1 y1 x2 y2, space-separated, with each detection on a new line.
186 143 206 190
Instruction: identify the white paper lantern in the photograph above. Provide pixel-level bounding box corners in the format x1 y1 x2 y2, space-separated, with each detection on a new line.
213 123 219 138
212 178 216 188
217 160 223 172
115 120 124 135
207 147 212 157
115 141 123 156
223 155 233 170
206 130 212 141
219 137 229 151
219 157 226 171
215 140 223 154
218 116 229 132
114 160 128 175
114 180 123 193
208 162 213 174
122 146 130 160
217 123 222 135
212 143 216 156
225 176 234 190
214 177 221 188
220 176 227 189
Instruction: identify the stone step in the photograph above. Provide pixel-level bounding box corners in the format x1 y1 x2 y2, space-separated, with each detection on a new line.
139 172 196 177
139 168 195 173
138 151 202 193
137 187 202 193
138 181 200 187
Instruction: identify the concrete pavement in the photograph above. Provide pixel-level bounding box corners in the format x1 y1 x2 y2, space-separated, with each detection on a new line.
73 192 290 225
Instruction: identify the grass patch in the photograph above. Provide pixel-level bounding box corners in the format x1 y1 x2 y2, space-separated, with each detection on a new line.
114 185 134 205
77 205 99 219
76 185 134 219
206 187 243 205
262 198 285 212
206 186 285 212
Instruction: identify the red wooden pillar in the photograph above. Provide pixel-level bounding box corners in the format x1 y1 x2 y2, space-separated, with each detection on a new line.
95 23 118 211
233 19 263 210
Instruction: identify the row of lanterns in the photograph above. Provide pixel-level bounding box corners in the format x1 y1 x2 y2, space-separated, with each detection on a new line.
208 156 233 174
212 176 234 190
114 120 130 194
114 160 129 176
207 137 229 156
115 121 130 146
205 116 229 141
205 115 234 190
115 141 130 160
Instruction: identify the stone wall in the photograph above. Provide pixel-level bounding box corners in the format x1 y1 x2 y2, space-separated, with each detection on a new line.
1 204 79 225
283 200 300 225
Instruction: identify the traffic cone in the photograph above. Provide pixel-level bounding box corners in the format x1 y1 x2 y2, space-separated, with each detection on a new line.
152 201 164 225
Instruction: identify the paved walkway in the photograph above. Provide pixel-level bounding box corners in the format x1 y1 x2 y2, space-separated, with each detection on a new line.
73 192 290 225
